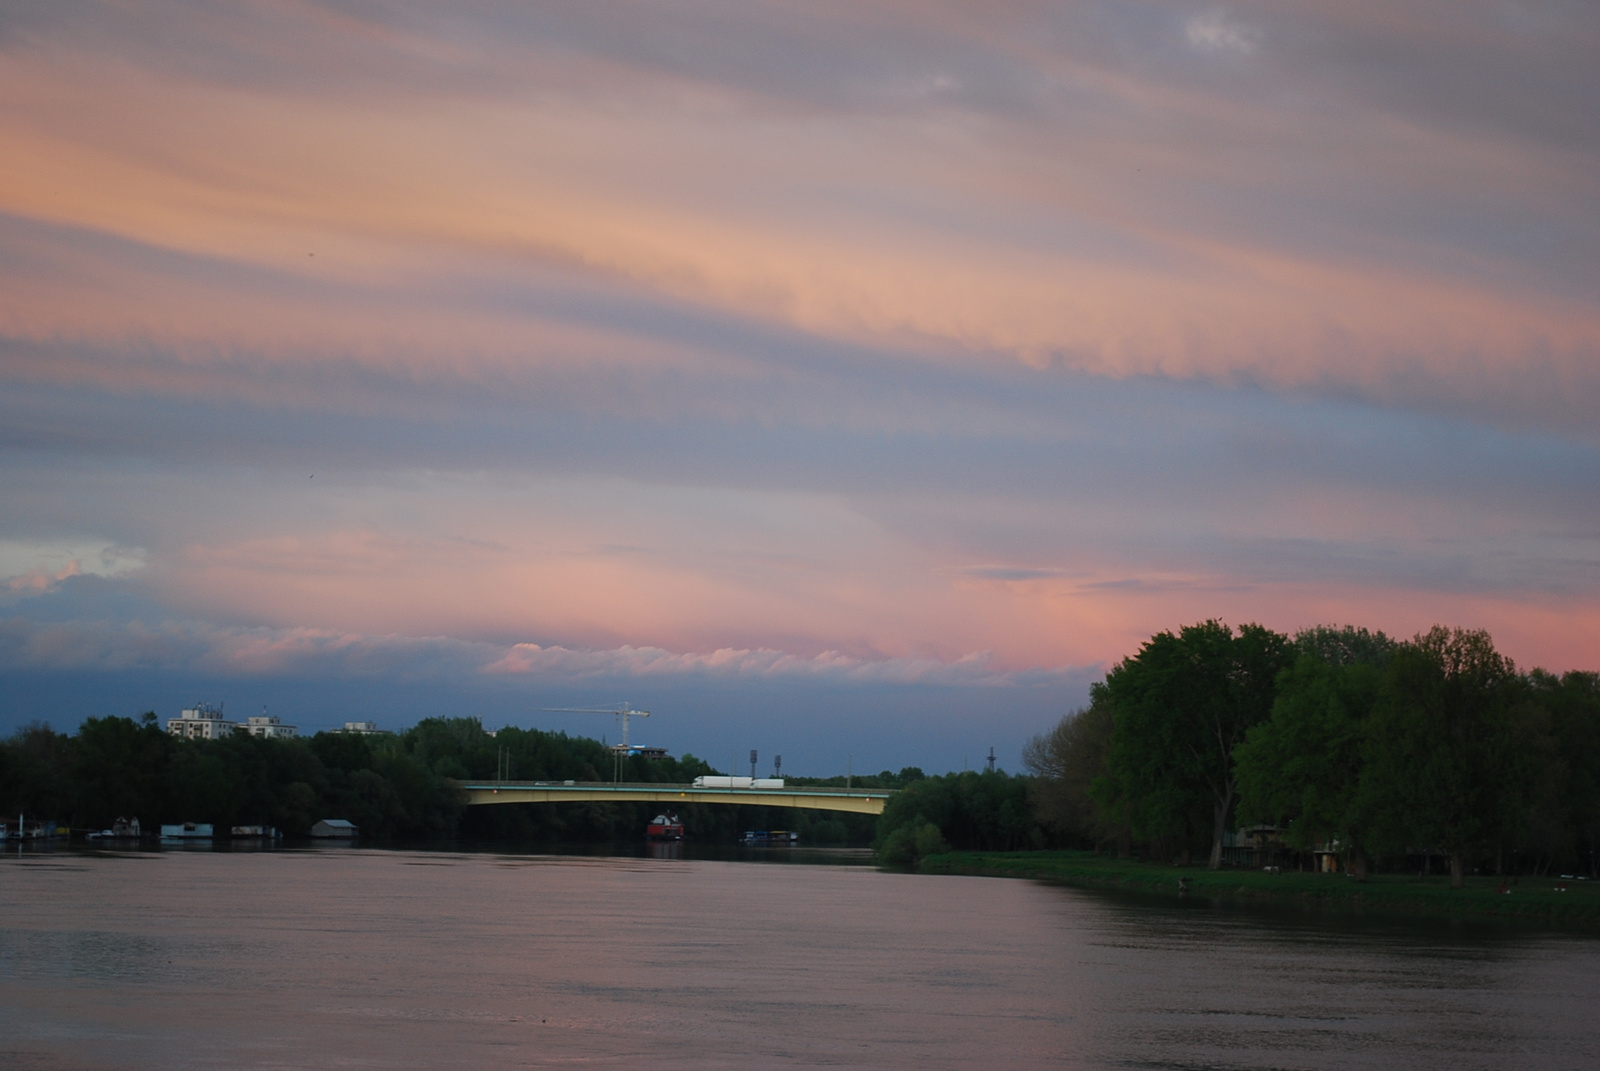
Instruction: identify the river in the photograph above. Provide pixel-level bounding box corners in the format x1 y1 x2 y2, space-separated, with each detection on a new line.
2 845 1596 1069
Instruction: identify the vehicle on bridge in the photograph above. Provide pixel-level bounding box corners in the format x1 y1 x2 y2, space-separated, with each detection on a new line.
691 776 785 789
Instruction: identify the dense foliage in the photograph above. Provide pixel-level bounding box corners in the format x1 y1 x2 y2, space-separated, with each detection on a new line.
1027 622 1600 884
1098 621 1292 868
874 770 1043 866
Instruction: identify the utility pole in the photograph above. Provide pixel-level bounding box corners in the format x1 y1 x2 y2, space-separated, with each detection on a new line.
987 746 996 774
749 749 758 779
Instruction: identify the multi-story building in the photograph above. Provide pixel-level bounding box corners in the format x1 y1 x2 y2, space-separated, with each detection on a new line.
341 721 384 735
166 702 238 740
242 711 297 739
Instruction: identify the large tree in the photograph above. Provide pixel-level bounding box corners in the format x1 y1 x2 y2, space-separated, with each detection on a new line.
1235 657 1383 877
1234 626 1395 879
71 714 175 829
1097 620 1292 869
1361 626 1530 888
1518 670 1600 876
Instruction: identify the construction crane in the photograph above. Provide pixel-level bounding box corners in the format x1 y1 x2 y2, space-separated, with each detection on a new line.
542 703 652 781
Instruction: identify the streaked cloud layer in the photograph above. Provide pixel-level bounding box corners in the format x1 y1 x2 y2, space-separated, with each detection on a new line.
2 2 1596 768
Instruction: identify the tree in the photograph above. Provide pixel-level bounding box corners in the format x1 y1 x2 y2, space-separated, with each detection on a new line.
875 770 1042 865
71 715 174 829
1293 625 1397 669
1522 670 1600 876
1233 625 1396 877
1023 691 1116 848
0 723 74 820
1361 626 1528 888
1235 655 1384 877
1097 620 1292 869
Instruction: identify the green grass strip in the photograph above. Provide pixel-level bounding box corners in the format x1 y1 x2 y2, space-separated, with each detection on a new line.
917 850 1600 930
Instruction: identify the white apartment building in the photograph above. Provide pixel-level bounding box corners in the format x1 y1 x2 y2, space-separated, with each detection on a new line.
341 721 384 735
243 711 298 739
166 702 237 740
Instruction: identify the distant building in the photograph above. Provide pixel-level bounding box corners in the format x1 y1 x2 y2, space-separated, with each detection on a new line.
310 819 358 839
242 711 297 739
340 721 385 735
167 702 237 740
613 745 669 759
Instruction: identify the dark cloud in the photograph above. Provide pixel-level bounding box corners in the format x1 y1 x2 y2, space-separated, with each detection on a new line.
0 576 1096 772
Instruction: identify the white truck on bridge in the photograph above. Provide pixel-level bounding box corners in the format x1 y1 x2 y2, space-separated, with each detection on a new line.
692 776 785 789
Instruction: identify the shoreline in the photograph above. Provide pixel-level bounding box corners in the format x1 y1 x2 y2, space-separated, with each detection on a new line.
916 850 1600 932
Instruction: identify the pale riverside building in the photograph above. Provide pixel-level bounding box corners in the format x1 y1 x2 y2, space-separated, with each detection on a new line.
166 702 238 740
341 721 384 735
243 712 297 739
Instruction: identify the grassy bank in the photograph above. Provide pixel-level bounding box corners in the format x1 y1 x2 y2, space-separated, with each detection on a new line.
918 850 1600 929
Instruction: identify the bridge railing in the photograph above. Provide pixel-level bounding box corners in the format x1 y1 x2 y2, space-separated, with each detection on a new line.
458 780 892 814
460 779 891 796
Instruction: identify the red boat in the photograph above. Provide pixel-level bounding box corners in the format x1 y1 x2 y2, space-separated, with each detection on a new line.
646 812 685 840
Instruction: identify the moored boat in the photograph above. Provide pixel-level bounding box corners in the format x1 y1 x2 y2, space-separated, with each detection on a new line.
646 812 685 840
741 830 800 846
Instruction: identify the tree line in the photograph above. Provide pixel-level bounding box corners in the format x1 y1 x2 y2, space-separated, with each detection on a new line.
873 769 1041 866
1023 622 1600 884
0 714 895 844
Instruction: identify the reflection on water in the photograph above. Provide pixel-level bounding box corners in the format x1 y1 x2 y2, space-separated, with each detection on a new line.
1057 891 1597 1070
1 848 1595 1070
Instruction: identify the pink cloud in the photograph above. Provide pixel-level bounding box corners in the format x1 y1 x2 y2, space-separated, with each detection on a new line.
0 6 1595 433
1 2 1595 702
5 560 81 595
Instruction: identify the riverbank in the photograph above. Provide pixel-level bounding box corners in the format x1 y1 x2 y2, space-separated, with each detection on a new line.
918 850 1600 930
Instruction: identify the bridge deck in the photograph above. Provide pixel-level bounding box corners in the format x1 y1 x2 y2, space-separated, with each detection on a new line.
460 781 890 815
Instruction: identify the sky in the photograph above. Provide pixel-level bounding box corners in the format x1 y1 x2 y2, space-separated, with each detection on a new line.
2 1 1597 774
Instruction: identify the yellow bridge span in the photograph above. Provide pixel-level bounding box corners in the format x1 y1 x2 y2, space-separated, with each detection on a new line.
461 781 890 815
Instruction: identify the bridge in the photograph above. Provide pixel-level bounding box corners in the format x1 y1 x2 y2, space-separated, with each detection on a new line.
461 781 891 815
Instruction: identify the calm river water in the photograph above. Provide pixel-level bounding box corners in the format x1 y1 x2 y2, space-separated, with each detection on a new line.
2 846 1597 1070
